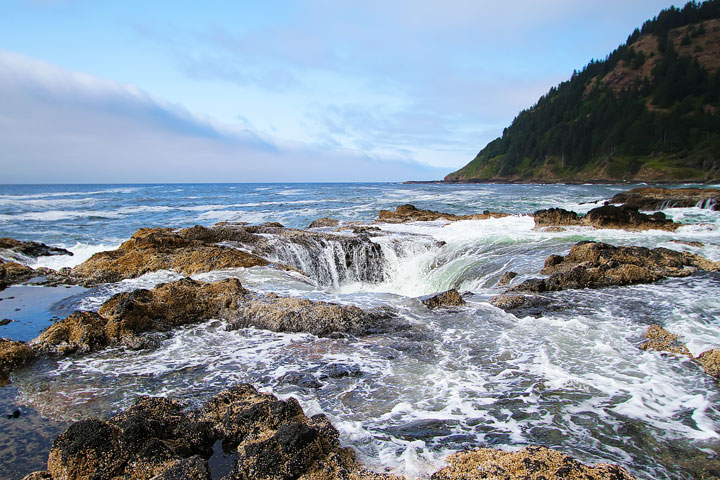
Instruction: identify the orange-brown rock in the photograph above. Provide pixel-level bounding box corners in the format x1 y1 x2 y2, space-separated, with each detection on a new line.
430 446 636 480
697 349 720 378
0 238 72 259
0 259 37 290
377 204 508 223
421 289 466 309
639 324 692 357
70 227 269 285
0 338 36 385
609 187 720 211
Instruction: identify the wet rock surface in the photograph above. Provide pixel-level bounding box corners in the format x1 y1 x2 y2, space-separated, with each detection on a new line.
27 384 403 480
510 241 719 293
496 271 518 287
534 205 679 231
609 186 720 211
0 339 35 385
0 260 38 291
0 238 72 260
420 289 466 309
377 204 508 223
639 324 720 380
430 445 636 480
308 217 340 228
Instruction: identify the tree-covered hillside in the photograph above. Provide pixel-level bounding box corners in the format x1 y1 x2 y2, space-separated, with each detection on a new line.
446 0 720 183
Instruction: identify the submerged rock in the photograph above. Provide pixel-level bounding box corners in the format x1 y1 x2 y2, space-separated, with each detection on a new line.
430 445 636 480
420 289 466 309
0 339 35 385
0 238 72 259
308 217 340 228
377 204 508 223
639 324 692 357
511 241 719 293
609 186 720 211
533 205 679 231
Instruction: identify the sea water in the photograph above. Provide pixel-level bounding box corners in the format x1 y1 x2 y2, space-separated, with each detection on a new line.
1 182 720 479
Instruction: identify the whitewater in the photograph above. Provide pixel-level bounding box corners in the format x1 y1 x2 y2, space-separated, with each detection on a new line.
1 182 719 479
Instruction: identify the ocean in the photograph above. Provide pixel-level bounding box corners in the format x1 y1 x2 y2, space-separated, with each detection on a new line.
1 182 719 479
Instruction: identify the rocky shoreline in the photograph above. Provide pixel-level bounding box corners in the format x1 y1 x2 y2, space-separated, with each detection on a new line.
2 186 720 479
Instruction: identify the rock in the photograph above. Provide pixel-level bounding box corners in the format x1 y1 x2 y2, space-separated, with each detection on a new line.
228 294 400 337
308 217 340 228
490 294 553 318
30 311 109 355
609 187 720 211
639 324 692 357
697 349 720 378
0 259 37 290
153 456 211 480
510 242 720 293
70 227 270 285
377 204 508 223
671 240 705 248
0 339 35 385
280 371 322 389
421 289 466 309
21 472 53 480
430 445 636 480
0 238 72 259
533 208 581 227
583 205 679 231
533 205 680 231
0 318 12 326
496 271 518 287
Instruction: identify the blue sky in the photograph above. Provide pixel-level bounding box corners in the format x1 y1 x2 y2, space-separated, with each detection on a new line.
0 0 682 182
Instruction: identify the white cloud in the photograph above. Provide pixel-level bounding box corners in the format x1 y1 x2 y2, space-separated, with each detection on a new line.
0 49 446 183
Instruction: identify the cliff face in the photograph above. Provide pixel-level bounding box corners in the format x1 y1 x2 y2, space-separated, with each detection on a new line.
446 1 720 183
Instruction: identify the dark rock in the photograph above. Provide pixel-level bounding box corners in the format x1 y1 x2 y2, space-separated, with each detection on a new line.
430 445 636 480
280 371 322 389
153 456 211 480
0 318 12 326
583 204 679 231
21 472 53 480
308 217 340 228
609 186 720 211
0 338 35 385
386 419 457 441
322 363 362 379
496 271 518 287
0 238 72 258
490 294 553 318
7 408 21 419
421 289 466 309
0 259 37 290
377 204 508 223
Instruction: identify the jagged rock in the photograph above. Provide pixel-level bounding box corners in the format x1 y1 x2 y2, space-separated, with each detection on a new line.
609 186 720 211
430 445 635 480
421 289 466 309
533 205 679 231
533 208 581 227
0 339 35 385
639 324 692 357
228 293 399 337
31 278 247 354
377 204 508 223
489 294 553 318
0 238 72 259
0 259 37 290
510 241 720 293
496 271 518 287
70 227 269 285
583 205 679 231
697 349 720 378
308 217 340 228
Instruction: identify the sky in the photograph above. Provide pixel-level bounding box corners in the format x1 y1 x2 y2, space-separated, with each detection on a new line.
0 0 684 183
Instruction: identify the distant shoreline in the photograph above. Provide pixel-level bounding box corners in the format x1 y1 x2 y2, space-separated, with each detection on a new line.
404 179 720 185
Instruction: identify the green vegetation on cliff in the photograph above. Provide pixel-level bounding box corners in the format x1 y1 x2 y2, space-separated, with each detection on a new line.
446 1 720 183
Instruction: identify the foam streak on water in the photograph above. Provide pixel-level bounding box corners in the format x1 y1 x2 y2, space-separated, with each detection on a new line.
2 183 720 479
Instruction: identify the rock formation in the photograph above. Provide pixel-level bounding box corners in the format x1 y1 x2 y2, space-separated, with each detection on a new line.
0 338 36 385
609 187 720 211
639 324 720 380
0 238 72 259
377 204 507 223
430 445 635 480
0 260 38 290
420 289 466 309
308 217 340 228
534 205 679 231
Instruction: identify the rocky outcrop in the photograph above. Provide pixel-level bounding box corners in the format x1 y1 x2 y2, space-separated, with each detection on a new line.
490 294 555 318
0 238 72 259
228 293 400 337
0 259 37 290
420 289 466 309
609 187 720 211
430 446 635 480
639 324 692 356
31 278 248 354
28 384 402 480
377 204 508 223
0 339 36 385
510 242 719 293
533 205 679 231
308 218 340 228
496 271 518 287
70 227 270 285
640 325 720 380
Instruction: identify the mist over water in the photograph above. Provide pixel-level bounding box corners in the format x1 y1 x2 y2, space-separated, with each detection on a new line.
2 182 720 479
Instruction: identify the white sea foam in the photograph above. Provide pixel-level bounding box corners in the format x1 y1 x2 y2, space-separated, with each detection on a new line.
29 242 122 270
